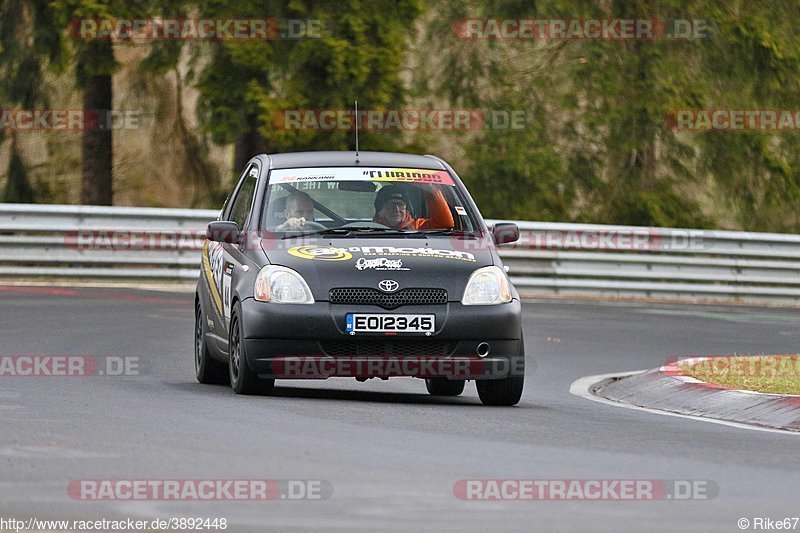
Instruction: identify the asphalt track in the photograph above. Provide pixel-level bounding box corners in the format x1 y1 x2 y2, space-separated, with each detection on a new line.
1 285 799 532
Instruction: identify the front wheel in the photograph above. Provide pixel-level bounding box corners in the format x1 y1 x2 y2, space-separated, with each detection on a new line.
229 302 275 395
476 334 525 406
195 300 228 384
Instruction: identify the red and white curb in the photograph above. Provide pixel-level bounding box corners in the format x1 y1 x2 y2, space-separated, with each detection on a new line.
659 356 800 397
570 357 800 435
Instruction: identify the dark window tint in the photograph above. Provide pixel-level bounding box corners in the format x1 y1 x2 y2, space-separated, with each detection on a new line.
227 171 257 229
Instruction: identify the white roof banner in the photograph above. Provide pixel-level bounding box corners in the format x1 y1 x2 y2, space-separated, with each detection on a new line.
269 167 454 186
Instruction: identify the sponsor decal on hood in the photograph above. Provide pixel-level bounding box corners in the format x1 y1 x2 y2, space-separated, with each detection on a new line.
287 245 476 262
354 257 409 271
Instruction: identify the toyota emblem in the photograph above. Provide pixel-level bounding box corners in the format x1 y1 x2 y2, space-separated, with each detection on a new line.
378 279 399 293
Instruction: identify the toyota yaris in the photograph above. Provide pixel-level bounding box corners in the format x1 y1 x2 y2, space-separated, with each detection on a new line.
195 151 525 405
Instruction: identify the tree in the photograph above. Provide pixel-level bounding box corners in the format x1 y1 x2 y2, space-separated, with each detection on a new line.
135 10 223 207
52 0 152 205
417 0 714 227
194 0 422 179
694 2 800 232
551 0 713 228
0 0 63 202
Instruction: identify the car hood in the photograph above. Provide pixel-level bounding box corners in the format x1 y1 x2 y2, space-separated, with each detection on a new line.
260 237 494 301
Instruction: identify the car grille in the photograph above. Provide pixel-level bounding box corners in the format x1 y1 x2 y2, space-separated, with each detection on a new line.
320 340 456 358
329 288 447 309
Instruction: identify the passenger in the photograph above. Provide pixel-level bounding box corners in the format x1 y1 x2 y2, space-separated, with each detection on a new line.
373 185 454 230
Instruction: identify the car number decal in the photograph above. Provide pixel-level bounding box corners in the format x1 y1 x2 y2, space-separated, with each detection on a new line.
222 262 233 320
202 241 224 316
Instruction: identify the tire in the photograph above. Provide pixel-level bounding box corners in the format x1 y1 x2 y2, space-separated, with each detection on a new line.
476 334 525 406
228 301 275 395
425 378 465 396
195 300 228 384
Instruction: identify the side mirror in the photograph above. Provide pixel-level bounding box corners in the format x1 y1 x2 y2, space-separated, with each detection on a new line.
207 221 241 244
492 223 520 245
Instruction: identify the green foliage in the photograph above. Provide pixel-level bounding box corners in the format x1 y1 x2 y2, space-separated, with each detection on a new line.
4 0 800 231
418 0 800 230
194 0 422 153
693 2 800 231
50 0 153 84
0 0 65 202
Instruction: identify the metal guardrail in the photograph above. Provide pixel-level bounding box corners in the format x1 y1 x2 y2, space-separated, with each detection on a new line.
0 204 217 281
2 203 800 304
498 222 800 304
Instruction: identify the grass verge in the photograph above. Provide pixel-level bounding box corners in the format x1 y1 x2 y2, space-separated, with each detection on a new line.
679 355 800 395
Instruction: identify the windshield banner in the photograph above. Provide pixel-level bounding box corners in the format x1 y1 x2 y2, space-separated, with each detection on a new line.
269 167 454 186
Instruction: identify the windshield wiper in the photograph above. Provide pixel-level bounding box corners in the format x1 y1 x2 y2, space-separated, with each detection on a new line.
418 228 455 235
342 226 419 234
281 226 418 239
417 228 479 238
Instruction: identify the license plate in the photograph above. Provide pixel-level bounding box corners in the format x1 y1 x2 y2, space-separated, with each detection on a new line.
346 313 435 334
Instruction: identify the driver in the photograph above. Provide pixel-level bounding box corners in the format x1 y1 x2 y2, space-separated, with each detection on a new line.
275 192 315 231
373 185 454 230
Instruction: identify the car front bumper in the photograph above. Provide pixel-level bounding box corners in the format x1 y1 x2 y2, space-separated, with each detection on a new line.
240 298 523 379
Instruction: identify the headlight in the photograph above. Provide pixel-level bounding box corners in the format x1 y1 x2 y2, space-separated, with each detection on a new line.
254 265 315 304
462 266 512 305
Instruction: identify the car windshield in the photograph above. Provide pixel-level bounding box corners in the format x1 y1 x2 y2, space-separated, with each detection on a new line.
259 167 479 238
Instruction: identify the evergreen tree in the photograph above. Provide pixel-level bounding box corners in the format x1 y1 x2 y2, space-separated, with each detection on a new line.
0 0 63 202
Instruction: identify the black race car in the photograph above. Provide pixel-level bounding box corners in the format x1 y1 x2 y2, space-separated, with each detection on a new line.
195 151 525 405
